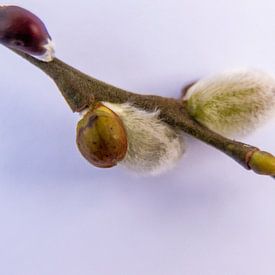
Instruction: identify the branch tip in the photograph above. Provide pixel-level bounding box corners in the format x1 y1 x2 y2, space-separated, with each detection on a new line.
248 151 275 176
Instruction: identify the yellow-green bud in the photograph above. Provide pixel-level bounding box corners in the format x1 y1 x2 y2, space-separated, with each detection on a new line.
76 103 128 168
248 151 275 176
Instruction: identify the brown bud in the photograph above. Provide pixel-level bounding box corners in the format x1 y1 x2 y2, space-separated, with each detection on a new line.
76 103 128 168
0 5 54 61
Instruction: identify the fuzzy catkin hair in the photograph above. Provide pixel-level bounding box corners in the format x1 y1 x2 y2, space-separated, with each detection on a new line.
103 102 185 175
184 69 275 138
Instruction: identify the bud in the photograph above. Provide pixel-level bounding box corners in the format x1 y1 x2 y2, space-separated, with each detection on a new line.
248 150 275 176
0 5 54 61
185 70 275 138
103 102 185 175
76 103 128 168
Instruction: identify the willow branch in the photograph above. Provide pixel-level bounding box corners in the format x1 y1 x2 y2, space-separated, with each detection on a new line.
11 50 275 177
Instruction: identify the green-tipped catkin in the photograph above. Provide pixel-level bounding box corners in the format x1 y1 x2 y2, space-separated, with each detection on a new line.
184 70 275 138
103 102 185 175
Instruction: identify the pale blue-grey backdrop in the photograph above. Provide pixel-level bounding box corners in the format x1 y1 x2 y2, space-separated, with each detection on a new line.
1 0 275 274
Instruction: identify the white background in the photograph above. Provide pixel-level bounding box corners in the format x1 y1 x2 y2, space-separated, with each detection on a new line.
1 1 275 274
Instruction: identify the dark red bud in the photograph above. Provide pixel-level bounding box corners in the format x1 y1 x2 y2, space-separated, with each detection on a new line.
0 5 54 61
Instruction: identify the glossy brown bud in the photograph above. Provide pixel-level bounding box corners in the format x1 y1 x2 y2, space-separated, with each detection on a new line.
76 103 128 168
0 5 54 61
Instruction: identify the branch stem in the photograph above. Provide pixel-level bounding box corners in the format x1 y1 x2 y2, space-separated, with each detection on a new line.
12 50 271 176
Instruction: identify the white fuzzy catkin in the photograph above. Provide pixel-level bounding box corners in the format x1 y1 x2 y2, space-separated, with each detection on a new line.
184 69 275 138
103 102 185 175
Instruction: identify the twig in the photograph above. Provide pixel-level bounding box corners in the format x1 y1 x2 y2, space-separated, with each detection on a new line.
11 49 275 177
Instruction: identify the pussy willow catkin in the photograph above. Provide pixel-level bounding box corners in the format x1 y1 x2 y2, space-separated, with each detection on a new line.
184 69 275 138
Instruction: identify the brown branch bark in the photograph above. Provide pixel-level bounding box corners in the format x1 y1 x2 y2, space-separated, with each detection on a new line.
11 50 275 177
